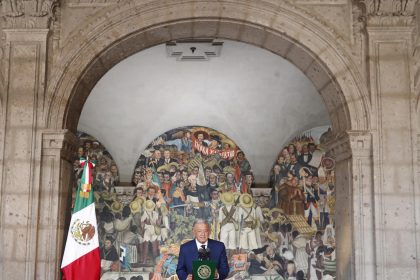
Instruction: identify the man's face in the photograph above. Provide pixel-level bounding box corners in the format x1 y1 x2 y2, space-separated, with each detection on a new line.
302 145 308 153
164 173 170 182
227 173 234 183
197 134 204 142
205 168 211 177
148 188 156 197
105 172 112 181
209 174 217 184
104 239 112 249
192 167 199 175
193 222 210 244
246 174 253 184
211 190 219 200
308 144 316 153
182 171 188 181
164 150 171 159
154 150 162 159
219 175 226 183
111 165 118 174
290 155 297 164
78 147 84 157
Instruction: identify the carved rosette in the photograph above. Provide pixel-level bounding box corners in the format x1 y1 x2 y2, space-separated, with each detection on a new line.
42 130 78 162
1 0 59 29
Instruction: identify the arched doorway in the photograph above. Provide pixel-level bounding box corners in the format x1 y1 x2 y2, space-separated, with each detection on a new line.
40 2 372 279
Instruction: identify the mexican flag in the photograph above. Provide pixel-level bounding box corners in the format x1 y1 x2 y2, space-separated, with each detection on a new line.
61 158 100 280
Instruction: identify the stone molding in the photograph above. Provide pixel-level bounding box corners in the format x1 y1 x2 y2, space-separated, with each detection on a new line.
45 0 371 135
0 0 59 29
42 129 78 162
354 0 416 27
358 0 417 16
324 130 372 162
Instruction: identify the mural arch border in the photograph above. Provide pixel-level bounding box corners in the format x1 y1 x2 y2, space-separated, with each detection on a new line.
43 1 374 280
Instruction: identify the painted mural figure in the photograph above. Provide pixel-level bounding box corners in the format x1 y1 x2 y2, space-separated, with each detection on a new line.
219 192 239 253
71 126 336 279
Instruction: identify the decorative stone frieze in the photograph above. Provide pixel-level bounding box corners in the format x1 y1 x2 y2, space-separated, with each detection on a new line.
356 0 416 26
0 0 59 29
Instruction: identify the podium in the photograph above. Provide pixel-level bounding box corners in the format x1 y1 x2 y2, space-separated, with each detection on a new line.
192 260 216 280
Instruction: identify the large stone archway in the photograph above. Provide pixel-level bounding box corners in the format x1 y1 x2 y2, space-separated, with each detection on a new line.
1 1 418 280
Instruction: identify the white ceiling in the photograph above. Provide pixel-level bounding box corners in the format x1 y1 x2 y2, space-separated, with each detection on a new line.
78 40 330 183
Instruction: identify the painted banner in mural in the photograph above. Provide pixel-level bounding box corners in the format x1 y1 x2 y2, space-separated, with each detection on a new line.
71 126 336 280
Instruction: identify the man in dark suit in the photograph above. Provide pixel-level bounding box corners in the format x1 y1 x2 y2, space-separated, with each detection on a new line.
176 219 229 280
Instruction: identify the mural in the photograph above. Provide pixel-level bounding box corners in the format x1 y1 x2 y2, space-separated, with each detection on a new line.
72 126 336 280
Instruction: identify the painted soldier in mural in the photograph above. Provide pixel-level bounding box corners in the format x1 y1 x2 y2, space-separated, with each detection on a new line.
237 193 261 251
140 200 161 264
219 192 239 254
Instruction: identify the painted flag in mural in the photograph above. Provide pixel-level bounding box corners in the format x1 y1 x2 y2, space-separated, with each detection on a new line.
61 157 100 280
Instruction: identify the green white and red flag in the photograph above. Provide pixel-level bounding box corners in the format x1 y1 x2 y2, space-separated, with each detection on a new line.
61 157 100 280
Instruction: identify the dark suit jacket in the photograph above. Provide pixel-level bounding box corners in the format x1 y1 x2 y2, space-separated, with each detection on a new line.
176 239 229 280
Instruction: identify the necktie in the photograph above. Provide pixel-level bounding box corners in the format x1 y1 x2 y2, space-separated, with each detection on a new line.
201 244 206 250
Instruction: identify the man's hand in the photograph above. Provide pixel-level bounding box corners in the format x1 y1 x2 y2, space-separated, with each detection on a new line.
186 274 193 280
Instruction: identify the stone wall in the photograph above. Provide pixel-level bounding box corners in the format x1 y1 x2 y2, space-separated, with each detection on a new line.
0 0 419 279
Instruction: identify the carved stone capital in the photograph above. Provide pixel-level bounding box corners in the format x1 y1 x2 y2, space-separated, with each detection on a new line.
42 129 78 162
358 0 417 16
323 130 372 162
1 0 59 29
355 0 416 27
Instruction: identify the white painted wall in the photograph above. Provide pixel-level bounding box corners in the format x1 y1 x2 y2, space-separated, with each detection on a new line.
78 40 330 183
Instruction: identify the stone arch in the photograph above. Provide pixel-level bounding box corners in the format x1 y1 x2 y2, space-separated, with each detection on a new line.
42 1 374 279
45 0 371 134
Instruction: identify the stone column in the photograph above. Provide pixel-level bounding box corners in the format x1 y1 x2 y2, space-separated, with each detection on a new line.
36 130 78 280
325 130 375 280
365 4 418 279
0 1 58 279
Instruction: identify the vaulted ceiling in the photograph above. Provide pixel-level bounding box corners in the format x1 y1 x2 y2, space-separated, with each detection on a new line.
78 40 330 183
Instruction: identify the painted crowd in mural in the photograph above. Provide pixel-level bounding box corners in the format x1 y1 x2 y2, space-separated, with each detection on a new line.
72 126 336 280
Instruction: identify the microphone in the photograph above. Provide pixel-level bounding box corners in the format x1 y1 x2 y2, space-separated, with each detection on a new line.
198 246 210 260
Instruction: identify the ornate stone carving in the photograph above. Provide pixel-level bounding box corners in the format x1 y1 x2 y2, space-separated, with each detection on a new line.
356 0 416 26
360 0 416 16
1 0 58 29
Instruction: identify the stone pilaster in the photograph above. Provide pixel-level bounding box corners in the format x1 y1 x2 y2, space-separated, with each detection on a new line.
0 28 49 280
36 130 77 280
366 14 418 279
0 1 59 279
324 130 375 280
